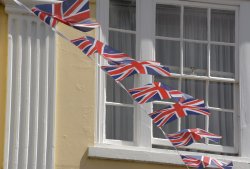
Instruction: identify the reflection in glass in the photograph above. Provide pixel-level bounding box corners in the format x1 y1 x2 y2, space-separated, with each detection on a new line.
209 111 234 146
184 42 207 76
109 31 136 58
155 40 180 74
106 105 134 141
109 0 136 30
184 7 207 40
156 5 181 37
211 45 235 78
106 75 134 104
211 9 235 43
209 82 234 109
182 79 206 101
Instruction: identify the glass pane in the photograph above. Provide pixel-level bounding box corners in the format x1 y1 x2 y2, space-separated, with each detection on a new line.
156 5 180 37
109 0 136 30
155 40 180 73
211 9 235 43
209 82 234 109
209 111 234 146
184 42 207 76
181 79 206 101
211 45 235 78
154 77 179 90
106 105 134 141
153 104 178 139
184 7 207 40
181 116 206 136
109 31 136 58
106 75 134 104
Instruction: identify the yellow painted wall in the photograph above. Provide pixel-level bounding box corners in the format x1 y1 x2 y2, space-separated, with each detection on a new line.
0 4 7 169
55 1 185 169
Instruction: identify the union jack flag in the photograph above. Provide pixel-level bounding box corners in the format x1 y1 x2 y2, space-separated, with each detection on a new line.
102 61 171 81
167 128 222 147
128 82 183 104
149 98 209 128
32 7 58 27
70 36 135 64
71 36 98 56
181 155 233 169
34 0 99 32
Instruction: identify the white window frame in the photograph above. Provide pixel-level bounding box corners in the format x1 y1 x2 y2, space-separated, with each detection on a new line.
95 0 250 162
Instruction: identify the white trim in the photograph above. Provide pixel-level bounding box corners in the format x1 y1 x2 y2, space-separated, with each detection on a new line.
4 11 56 169
239 1 250 158
88 145 250 166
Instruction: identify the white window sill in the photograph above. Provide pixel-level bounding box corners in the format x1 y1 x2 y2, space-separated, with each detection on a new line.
88 144 250 168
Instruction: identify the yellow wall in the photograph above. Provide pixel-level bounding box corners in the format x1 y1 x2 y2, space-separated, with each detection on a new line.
0 4 7 169
55 1 184 169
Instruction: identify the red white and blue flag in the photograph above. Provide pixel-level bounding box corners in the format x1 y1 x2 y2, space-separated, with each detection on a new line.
33 0 99 32
71 36 98 56
71 36 135 64
149 98 209 128
181 155 233 169
102 61 171 81
128 82 183 104
32 8 58 27
167 128 222 147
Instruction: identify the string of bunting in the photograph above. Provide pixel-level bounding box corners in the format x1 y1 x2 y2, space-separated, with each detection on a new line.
14 0 233 168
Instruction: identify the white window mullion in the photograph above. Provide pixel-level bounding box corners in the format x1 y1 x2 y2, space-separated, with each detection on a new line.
238 1 250 158
134 0 155 148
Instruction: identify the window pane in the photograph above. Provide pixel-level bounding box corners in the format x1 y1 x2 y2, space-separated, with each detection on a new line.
184 42 207 76
209 111 234 146
109 31 136 57
181 115 206 141
181 79 206 101
156 5 180 37
154 77 179 90
155 40 180 73
211 10 235 43
209 82 234 109
153 104 178 139
109 0 136 30
184 7 207 40
106 106 134 141
211 45 235 78
106 75 134 104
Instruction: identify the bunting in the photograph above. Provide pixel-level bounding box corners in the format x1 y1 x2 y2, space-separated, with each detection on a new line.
149 98 209 128
167 128 222 147
14 0 233 168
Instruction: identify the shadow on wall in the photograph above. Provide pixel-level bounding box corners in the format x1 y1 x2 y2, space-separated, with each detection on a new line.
79 149 186 169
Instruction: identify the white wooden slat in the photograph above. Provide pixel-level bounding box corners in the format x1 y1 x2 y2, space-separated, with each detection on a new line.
46 27 56 169
28 21 41 169
4 16 14 169
37 23 47 169
5 14 55 169
18 18 32 169
11 17 23 169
